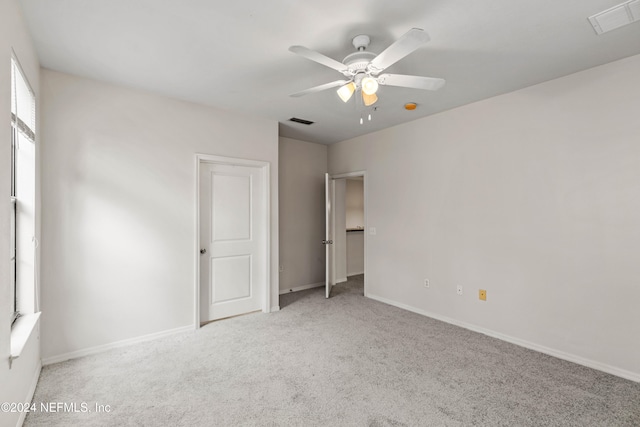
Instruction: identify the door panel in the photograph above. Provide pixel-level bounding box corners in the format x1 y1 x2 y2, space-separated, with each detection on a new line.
200 162 264 322
212 174 251 241
211 255 251 303
325 173 334 298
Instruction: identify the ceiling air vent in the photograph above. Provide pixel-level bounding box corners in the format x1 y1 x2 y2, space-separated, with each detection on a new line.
289 117 314 125
589 0 640 34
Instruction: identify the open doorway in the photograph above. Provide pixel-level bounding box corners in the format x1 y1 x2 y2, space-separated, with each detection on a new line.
329 172 366 298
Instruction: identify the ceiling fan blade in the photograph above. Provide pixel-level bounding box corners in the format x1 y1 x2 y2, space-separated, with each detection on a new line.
290 80 350 97
377 74 445 91
368 28 431 74
289 46 349 74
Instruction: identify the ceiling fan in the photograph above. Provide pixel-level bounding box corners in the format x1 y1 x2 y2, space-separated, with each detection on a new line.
289 28 445 107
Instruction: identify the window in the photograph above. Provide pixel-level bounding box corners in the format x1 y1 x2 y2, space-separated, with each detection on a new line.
10 56 36 325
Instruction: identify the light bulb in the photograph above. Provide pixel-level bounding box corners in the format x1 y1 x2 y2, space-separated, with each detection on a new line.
360 117 363 125
361 77 379 95
337 82 355 102
368 114 371 121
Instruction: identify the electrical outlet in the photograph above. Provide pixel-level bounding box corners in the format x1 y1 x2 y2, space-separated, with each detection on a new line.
456 285 463 295
424 279 430 288
279 265 284 272
479 289 487 301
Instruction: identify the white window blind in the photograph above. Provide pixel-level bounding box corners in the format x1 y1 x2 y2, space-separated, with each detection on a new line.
11 57 36 142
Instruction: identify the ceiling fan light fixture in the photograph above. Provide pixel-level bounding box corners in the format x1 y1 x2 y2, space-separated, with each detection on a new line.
361 77 379 95
362 92 378 107
337 82 356 102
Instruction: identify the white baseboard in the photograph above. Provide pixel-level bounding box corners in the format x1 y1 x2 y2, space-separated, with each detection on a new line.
270 306 280 312
336 277 347 284
16 360 41 427
279 281 324 295
348 271 364 277
367 293 640 383
42 325 193 366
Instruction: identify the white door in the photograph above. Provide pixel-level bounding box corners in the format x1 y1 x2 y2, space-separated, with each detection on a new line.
200 162 265 322
324 173 335 298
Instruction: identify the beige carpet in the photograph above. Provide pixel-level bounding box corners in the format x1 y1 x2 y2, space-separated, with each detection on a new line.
26 275 640 426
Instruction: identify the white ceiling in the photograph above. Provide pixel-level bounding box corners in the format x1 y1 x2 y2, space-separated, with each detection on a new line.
18 0 640 144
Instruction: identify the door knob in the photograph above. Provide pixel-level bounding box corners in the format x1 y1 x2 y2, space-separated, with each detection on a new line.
200 248 207 254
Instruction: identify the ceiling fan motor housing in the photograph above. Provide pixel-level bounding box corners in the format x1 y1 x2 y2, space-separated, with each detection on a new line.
343 51 377 90
343 34 377 76
343 50 376 71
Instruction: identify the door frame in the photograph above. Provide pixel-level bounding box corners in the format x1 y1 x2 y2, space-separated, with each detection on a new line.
194 154 271 329
330 171 367 297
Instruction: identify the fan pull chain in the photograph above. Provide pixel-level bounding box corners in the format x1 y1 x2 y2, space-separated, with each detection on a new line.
360 109 376 125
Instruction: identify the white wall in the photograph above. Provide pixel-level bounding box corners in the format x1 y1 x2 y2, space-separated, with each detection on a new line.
347 232 364 277
278 137 326 292
0 0 41 425
40 70 279 361
328 54 640 381
346 178 364 276
334 179 346 283
345 178 364 229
